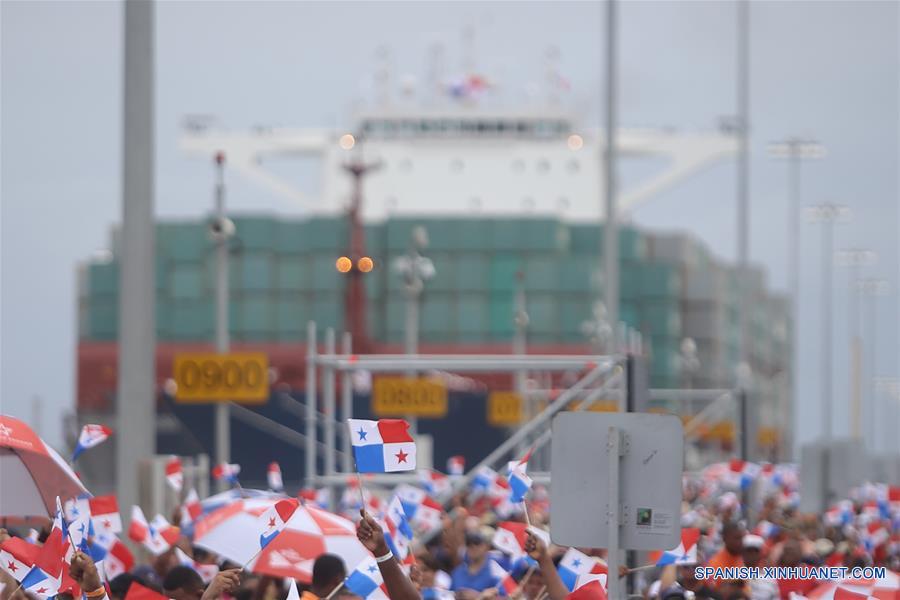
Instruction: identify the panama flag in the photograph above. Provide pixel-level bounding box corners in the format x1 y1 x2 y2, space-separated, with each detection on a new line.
382 496 414 561
89 495 122 534
344 556 389 600
72 424 113 461
99 536 134 580
558 548 599 592
180 489 202 528
348 419 417 473
165 457 183 492
1 536 37 580
286 578 301 600
472 466 498 493
419 470 451 497
212 462 241 484
21 509 68 599
63 496 93 550
151 514 181 547
489 560 518 597
129 506 171 555
259 499 300 549
654 528 700 566
507 449 534 503
447 455 465 476
268 462 284 492
493 521 529 558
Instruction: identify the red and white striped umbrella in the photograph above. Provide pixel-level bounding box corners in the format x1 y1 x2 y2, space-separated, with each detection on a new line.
0 415 88 518
808 571 900 600
193 498 370 583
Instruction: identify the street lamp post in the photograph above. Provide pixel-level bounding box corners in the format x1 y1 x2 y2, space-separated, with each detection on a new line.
857 277 889 452
210 152 236 492
393 226 435 435
834 249 876 438
805 203 849 505
768 137 825 458
679 337 700 418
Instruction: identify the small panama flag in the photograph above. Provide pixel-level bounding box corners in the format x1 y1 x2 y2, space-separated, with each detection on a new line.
259 499 300 549
557 548 599 592
507 448 534 504
344 556 389 600
347 419 417 473
165 457 183 492
212 462 241 484
268 462 284 493
72 424 113 461
447 455 465 476
180 489 202 528
653 528 700 566
89 494 122 534
0 536 37 581
489 560 518 597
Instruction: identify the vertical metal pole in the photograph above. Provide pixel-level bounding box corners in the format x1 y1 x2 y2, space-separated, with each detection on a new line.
341 331 353 473
324 328 336 477
849 265 861 439
736 0 751 384
403 243 421 435
606 426 621 600
514 274 528 456
822 221 833 444
821 219 834 505
117 0 156 515
305 321 317 487
603 0 619 333
866 293 877 451
739 388 749 461
787 151 800 460
213 153 230 492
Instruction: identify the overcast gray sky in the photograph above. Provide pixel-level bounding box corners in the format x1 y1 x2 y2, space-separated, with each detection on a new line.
2 1 898 454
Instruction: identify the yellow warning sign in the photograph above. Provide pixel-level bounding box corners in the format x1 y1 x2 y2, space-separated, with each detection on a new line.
372 377 448 418
488 391 523 426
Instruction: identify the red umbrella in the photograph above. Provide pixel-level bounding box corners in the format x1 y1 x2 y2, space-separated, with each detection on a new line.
808 571 900 600
193 498 370 583
0 415 88 518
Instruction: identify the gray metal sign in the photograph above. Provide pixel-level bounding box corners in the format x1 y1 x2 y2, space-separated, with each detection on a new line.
549 412 683 551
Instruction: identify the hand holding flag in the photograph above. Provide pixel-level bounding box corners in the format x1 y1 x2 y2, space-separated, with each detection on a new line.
72 425 112 461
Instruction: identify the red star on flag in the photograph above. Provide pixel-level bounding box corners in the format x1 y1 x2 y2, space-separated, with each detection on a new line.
103 519 112 529
395 449 408 463
7 562 17 572
268 517 276 528
36 588 47 594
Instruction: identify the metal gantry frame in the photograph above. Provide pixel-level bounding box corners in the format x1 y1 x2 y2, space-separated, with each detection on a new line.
304 320 627 495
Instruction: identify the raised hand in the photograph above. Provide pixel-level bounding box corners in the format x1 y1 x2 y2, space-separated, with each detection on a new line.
200 568 242 600
357 509 390 556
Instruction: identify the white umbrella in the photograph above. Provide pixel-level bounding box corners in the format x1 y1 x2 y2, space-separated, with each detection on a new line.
193 498 370 583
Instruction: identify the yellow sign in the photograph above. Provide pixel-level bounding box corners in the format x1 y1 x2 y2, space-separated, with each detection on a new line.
173 353 269 403
372 378 447 418
488 391 522 426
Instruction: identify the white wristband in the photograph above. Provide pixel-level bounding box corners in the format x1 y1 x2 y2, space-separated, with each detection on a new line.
375 550 393 563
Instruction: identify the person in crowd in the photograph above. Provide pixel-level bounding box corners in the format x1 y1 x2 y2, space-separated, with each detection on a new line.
200 569 242 600
109 574 150 600
741 535 777 600
708 523 746 571
164 565 206 600
68 551 107 600
300 554 347 600
774 539 816 600
448 531 500 597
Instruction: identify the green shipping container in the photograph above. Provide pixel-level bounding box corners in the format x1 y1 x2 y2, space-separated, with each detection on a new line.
170 262 205 300
456 255 488 291
89 262 118 296
490 255 521 292
231 216 277 252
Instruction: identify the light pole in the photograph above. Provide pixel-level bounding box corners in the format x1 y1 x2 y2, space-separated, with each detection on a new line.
805 203 848 505
768 137 825 457
210 152 236 491
874 376 900 456
857 277 888 452
834 249 876 438
680 338 700 418
393 226 435 435
805 204 850 443
603 0 619 338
